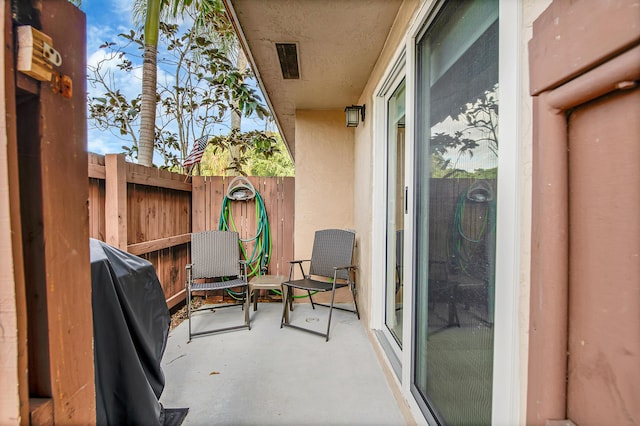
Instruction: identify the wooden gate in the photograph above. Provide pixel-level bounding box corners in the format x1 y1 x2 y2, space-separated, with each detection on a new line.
5 1 95 423
528 1 639 424
192 176 295 277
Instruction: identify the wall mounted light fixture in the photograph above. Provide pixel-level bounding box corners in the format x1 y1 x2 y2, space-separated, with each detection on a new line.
345 105 365 127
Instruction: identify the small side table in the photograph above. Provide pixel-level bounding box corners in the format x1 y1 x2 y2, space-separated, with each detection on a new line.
249 274 286 319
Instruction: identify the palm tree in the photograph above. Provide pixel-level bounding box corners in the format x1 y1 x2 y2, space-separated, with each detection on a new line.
137 0 161 167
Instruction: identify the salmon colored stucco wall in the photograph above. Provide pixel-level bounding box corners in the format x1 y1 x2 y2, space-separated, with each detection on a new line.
293 110 355 303
519 1 551 422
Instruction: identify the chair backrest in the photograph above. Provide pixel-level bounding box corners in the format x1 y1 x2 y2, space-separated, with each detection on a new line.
309 229 355 280
191 230 240 279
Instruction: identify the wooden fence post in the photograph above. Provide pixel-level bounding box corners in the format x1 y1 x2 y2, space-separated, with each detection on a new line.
105 154 128 250
192 175 205 233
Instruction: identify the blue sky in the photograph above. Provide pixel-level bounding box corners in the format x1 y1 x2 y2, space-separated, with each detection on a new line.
80 0 273 162
81 0 138 155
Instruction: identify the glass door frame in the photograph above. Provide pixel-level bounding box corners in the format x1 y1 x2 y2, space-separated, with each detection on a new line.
372 54 408 372
384 76 406 349
371 0 522 424
405 0 522 424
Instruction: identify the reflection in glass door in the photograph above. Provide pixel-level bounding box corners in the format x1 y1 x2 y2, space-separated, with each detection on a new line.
413 0 498 424
385 80 406 346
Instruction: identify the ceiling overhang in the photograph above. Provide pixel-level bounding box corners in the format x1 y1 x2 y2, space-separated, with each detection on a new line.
223 0 403 159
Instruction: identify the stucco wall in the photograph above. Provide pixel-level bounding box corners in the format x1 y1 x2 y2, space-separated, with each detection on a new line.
352 0 420 328
294 110 355 302
519 1 552 422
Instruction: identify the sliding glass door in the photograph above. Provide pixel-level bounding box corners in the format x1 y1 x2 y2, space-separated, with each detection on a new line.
413 1 499 424
385 80 406 347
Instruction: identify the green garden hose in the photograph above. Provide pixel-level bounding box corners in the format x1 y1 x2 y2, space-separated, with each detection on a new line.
451 185 496 277
217 178 271 300
218 189 272 278
217 177 313 300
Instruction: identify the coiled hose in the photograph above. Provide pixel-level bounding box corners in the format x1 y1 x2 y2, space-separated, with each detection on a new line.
218 177 312 300
218 183 271 299
451 189 495 277
218 190 271 278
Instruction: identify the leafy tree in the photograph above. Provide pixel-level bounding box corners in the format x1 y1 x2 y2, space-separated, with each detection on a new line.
460 85 498 158
161 0 249 173
131 0 235 167
197 144 229 176
248 134 295 176
197 132 294 177
430 84 498 178
206 129 278 176
88 17 274 172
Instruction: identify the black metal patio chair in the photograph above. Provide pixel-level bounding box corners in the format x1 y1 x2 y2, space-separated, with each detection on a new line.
186 230 250 342
280 229 359 341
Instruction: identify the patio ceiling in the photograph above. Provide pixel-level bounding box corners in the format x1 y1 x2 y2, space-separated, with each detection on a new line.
223 0 403 159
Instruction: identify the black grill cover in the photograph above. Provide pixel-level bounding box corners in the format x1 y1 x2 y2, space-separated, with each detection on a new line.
90 238 171 425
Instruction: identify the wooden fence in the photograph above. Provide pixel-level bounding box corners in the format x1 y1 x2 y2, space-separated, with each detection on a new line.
428 177 497 306
192 176 295 278
88 153 295 308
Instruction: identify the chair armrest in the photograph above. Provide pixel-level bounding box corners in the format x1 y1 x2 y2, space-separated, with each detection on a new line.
334 264 358 271
238 260 248 279
289 259 310 264
185 264 192 289
287 259 310 281
332 265 357 285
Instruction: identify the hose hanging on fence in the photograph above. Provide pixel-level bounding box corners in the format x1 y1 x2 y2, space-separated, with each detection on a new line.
217 177 313 301
218 177 272 290
451 181 496 278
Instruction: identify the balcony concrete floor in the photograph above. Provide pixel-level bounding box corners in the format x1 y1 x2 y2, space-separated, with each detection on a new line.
160 300 407 425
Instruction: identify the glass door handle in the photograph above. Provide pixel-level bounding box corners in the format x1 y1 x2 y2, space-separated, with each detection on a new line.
404 186 408 214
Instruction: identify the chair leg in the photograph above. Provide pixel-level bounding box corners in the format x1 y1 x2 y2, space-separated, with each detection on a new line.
245 286 251 330
281 285 290 327
351 282 360 319
308 290 315 309
325 285 338 342
187 287 192 343
450 284 460 327
253 287 258 311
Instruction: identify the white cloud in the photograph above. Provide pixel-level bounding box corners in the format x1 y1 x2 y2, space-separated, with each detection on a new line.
87 48 115 71
156 67 175 90
86 24 117 54
87 130 125 155
111 0 134 23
